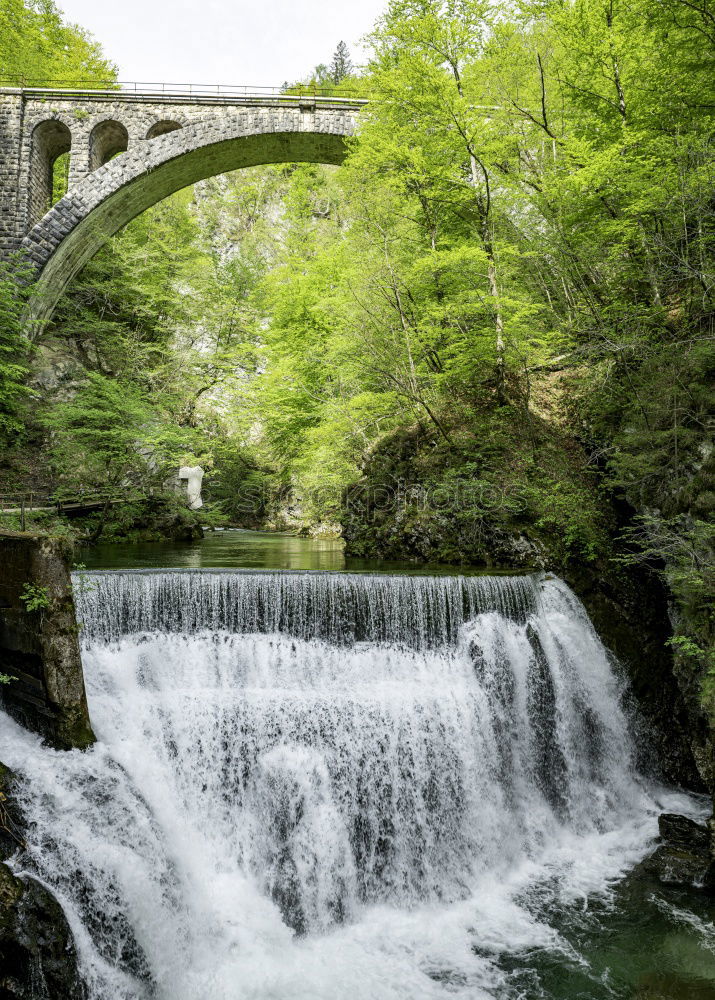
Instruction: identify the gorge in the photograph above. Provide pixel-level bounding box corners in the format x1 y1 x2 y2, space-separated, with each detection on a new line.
0 0 713 994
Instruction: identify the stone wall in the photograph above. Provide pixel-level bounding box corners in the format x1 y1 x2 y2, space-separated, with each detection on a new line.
0 530 94 750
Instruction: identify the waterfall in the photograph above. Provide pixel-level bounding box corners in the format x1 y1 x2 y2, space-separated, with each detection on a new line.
73 568 537 645
0 571 681 999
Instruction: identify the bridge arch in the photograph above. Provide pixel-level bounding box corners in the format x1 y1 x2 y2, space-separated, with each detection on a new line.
22 107 356 332
146 120 183 139
29 119 72 225
89 119 129 170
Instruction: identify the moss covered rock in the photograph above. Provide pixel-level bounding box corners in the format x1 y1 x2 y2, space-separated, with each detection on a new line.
0 530 94 751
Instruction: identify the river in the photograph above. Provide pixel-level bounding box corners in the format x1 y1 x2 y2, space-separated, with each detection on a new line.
0 531 712 998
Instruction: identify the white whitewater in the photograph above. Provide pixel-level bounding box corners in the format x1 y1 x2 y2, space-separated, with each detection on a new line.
0 571 695 999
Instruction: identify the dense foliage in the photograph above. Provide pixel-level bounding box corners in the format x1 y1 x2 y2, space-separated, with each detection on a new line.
0 2 712 708
0 0 115 452
0 261 32 441
0 0 114 83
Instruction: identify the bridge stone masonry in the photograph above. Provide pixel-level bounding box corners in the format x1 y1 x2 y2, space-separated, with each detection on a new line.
0 85 365 330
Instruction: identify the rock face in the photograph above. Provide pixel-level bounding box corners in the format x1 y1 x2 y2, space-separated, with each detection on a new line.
659 812 710 853
0 530 94 751
642 812 714 893
564 562 707 793
0 766 86 999
0 867 86 1000
0 539 91 995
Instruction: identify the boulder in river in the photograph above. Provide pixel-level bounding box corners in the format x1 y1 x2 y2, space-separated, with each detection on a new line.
642 811 714 892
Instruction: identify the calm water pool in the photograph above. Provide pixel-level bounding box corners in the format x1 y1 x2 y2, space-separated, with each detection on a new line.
82 527 509 574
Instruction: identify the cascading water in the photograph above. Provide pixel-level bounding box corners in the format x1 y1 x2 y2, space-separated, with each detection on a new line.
0 570 707 999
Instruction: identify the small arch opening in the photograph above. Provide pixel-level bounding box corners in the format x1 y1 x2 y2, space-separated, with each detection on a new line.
146 120 183 139
89 120 129 170
30 119 72 223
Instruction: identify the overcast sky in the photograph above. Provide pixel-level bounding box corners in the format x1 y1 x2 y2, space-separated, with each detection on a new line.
57 0 387 88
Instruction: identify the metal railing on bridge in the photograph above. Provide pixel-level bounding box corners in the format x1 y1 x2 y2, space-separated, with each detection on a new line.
0 77 370 104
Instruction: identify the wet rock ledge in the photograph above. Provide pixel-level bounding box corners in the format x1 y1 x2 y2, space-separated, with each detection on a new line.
0 529 94 750
0 531 91 998
644 812 715 893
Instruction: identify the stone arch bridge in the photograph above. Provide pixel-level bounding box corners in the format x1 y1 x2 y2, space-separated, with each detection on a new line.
0 85 365 329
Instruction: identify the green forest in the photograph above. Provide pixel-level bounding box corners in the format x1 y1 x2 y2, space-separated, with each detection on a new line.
0 0 713 715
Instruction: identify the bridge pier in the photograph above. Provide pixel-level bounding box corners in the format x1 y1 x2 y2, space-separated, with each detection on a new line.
0 91 25 256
